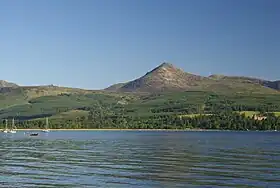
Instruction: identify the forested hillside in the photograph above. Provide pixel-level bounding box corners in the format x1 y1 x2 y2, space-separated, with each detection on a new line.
1 63 280 130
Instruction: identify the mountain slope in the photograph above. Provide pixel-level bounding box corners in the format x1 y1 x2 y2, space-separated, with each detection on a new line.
209 75 280 91
0 87 133 120
0 85 126 114
106 63 279 94
0 63 279 121
0 80 18 88
114 63 207 92
270 81 280 90
104 83 126 91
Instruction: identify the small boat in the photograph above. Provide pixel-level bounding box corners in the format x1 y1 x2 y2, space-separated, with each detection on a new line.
42 117 50 133
30 133 39 136
2 119 9 133
7 119 16 134
8 130 16 134
1 119 18 134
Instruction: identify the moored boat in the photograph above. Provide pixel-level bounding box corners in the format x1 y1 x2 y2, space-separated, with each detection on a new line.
8 118 17 133
30 133 39 136
2 119 9 133
42 117 50 132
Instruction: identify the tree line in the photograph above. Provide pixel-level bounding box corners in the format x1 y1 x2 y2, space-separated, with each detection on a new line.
1 109 279 131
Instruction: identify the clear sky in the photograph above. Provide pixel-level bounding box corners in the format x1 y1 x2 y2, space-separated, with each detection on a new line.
0 0 279 89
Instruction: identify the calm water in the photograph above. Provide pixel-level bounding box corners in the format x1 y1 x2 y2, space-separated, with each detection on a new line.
0 131 279 188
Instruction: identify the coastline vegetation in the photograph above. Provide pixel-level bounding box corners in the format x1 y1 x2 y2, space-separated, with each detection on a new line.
1 91 280 131
1 109 280 131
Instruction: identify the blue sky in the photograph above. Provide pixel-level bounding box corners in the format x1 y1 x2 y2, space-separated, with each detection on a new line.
0 0 279 89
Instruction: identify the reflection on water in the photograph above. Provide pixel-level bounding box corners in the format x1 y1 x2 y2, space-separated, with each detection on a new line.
0 131 279 187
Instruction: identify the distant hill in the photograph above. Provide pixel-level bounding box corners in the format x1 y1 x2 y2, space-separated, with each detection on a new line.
209 75 280 91
270 81 280 90
0 85 129 120
104 83 126 91
0 80 18 88
105 63 279 94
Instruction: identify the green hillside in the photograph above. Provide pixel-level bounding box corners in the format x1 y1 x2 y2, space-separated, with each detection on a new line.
1 88 280 121
1 63 280 130
0 87 137 120
0 86 280 131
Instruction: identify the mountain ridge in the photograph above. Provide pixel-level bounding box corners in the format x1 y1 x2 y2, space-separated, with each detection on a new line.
208 74 280 90
105 63 280 93
0 63 280 122
0 80 19 88
111 62 208 92
1 63 280 93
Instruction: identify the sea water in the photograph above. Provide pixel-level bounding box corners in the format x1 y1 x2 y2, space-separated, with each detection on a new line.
0 130 279 187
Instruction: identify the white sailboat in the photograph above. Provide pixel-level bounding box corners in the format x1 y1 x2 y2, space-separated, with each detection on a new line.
2 119 8 133
42 117 50 132
8 118 16 133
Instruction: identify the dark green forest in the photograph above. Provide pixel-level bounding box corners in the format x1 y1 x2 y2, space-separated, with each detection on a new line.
2 105 280 131
3 111 279 131
1 91 280 131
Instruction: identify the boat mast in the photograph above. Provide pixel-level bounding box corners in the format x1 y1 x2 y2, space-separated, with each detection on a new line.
46 117 48 129
12 118 14 130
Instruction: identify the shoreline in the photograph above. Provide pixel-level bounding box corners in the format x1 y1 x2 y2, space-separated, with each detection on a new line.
9 128 214 131
2 129 277 132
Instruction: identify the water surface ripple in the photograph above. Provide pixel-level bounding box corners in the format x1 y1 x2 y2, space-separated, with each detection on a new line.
0 131 279 187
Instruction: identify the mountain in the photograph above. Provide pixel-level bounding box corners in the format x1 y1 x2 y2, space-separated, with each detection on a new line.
0 80 18 88
270 81 280 90
0 62 280 122
105 63 279 94
0 85 127 120
104 83 126 91
209 75 280 91
109 62 207 92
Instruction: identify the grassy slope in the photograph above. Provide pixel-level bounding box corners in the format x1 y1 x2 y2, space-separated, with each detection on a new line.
33 110 90 121
239 111 280 117
0 86 137 120
0 88 27 109
179 111 280 118
239 111 258 117
180 114 212 118
274 112 280 116
198 78 279 94
51 110 89 119
0 84 280 121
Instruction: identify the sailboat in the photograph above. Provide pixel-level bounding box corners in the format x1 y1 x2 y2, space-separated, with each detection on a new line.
8 118 16 133
42 117 50 132
2 119 8 133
